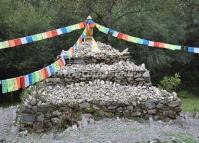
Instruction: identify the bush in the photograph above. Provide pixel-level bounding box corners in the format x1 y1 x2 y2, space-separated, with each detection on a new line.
158 73 181 92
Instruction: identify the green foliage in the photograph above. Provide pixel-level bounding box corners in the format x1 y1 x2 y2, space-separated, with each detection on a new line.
158 73 181 92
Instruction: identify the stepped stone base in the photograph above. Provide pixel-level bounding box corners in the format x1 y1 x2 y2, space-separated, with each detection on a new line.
47 61 151 86
16 41 182 132
16 81 181 133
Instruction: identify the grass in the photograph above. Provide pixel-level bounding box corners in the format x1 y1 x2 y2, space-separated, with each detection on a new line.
164 132 198 143
178 90 199 112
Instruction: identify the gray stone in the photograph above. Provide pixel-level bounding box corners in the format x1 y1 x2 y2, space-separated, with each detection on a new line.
148 109 157 114
117 107 123 112
107 106 117 110
127 106 134 110
79 102 90 109
37 105 50 113
168 111 177 119
52 110 62 117
30 99 37 106
21 114 36 123
37 114 44 122
145 101 156 109
51 117 61 124
157 103 164 109
143 71 150 78
168 100 180 107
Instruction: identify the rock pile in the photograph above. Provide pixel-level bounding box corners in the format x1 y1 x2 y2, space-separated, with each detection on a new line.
16 41 182 132
47 61 151 86
65 42 129 64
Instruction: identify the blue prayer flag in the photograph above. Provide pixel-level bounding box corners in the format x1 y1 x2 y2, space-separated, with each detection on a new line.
28 74 32 85
61 27 67 34
143 39 149 46
49 65 55 75
26 36 33 43
188 47 194 53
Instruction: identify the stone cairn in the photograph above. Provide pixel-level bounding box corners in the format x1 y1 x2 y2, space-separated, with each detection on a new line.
16 42 182 132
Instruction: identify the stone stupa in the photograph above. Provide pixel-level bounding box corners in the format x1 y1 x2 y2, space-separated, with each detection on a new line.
16 40 182 132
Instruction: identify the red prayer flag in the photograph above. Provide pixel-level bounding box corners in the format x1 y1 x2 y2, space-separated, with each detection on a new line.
154 42 160 47
51 30 58 37
89 23 95 28
46 31 53 38
159 42 165 48
122 34 128 41
42 69 46 79
58 59 64 67
44 68 49 78
79 22 85 28
14 39 22 46
8 40 16 47
16 77 21 89
117 33 123 39
20 76 25 89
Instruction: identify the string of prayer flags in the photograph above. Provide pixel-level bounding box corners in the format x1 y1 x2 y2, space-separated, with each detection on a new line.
1 77 21 93
95 24 109 34
60 26 88 59
95 23 199 54
188 47 199 53
1 58 66 93
0 22 85 50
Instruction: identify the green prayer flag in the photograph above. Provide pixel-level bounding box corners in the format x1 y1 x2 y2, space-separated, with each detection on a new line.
52 63 57 73
165 44 176 50
7 79 14 92
32 73 36 84
42 32 48 39
36 34 43 41
32 35 38 41
0 42 3 49
2 41 9 49
70 25 77 31
2 80 8 93
128 36 139 43
34 71 39 82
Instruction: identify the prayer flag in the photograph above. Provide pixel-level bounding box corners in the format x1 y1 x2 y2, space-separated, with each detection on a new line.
51 30 58 37
20 76 25 89
26 36 33 43
14 39 22 46
20 37 28 44
8 40 16 47
2 80 7 93
46 31 53 38
194 48 199 53
56 29 63 35
188 47 194 53
25 75 30 87
41 32 48 39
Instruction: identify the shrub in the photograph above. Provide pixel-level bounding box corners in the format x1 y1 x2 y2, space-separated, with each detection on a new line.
158 73 181 92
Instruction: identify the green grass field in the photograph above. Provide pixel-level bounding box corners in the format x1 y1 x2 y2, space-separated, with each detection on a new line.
178 91 199 112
